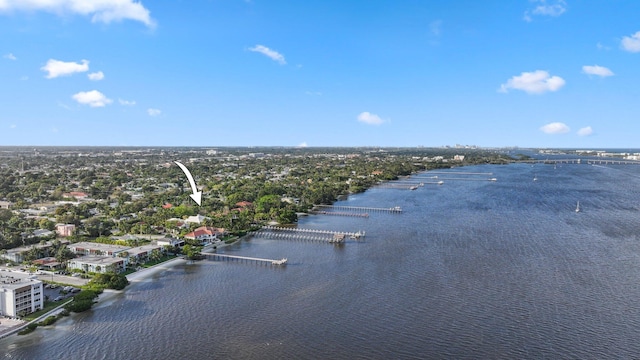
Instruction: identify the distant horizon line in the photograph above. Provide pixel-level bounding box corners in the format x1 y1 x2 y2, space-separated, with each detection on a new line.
0 145 638 151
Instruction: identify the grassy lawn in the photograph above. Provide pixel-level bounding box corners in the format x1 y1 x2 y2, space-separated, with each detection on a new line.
23 300 71 321
140 254 178 268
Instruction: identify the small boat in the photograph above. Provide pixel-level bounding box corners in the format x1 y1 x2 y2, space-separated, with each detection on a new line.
575 201 580 213
533 174 538 181
409 185 418 190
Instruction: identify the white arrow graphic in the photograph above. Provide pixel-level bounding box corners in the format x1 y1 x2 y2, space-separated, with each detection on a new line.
174 161 202 206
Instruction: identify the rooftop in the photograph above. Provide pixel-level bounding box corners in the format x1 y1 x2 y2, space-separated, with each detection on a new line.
0 270 41 289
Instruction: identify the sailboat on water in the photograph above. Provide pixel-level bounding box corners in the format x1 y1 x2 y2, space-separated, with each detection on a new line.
575 201 580 213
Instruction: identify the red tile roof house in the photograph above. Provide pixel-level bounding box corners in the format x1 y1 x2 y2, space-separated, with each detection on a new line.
63 191 89 200
235 201 253 208
184 226 226 245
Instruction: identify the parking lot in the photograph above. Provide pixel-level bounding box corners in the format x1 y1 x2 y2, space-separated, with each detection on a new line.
43 284 79 302
36 272 90 287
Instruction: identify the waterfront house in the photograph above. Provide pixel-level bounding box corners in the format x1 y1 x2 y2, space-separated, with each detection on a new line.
67 256 125 274
184 226 225 244
0 200 11 209
0 271 43 317
156 237 185 249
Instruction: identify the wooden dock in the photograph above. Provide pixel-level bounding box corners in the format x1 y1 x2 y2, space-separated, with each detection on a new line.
313 205 402 213
201 253 287 266
309 210 369 218
261 225 365 239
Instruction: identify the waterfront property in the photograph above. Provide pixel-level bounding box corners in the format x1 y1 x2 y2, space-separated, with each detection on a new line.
156 237 185 249
68 242 130 257
0 271 43 317
126 244 164 265
184 226 226 245
67 256 126 274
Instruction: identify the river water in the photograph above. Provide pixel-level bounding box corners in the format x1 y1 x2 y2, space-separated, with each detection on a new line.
3 162 640 359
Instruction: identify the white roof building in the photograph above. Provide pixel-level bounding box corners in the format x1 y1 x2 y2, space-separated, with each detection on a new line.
0 271 44 317
67 256 126 274
68 242 130 257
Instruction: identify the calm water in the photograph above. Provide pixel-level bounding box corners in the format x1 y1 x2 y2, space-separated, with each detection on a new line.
4 163 640 359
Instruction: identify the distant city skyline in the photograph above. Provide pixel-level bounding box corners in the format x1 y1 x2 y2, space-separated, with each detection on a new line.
1 1 639 148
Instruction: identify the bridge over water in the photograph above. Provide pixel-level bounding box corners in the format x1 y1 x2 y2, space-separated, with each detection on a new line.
519 159 640 165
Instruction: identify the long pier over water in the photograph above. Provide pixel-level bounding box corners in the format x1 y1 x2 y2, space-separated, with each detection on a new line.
314 205 402 213
253 226 365 243
201 253 287 266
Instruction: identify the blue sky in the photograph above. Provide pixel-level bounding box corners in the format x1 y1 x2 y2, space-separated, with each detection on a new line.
1 0 640 148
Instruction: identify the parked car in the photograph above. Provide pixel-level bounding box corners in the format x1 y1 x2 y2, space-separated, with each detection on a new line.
54 296 63 302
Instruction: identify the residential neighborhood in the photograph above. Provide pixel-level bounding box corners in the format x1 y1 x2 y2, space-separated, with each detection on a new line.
0 146 507 318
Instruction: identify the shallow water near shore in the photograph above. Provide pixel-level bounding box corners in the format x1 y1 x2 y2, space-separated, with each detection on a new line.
4 163 640 359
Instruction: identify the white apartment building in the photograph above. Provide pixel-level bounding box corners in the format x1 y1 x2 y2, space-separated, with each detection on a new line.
67 256 126 274
0 271 44 317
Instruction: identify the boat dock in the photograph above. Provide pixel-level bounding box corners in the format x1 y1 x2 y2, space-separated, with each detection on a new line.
416 171 494 175
201 253 288 266
262 225 365 238
314 205 402 213
309 210 369 218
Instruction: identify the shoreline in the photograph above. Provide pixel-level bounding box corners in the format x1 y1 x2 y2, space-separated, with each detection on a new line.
1 238 242 341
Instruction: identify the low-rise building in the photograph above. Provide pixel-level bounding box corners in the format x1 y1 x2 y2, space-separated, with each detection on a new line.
67 256 125 274
68 242 130 257
0 200 12 209
32 257 63 271
126 244 163 265
0 240 69 264
184 214 210 224
0 271 44 317
156 237 185 248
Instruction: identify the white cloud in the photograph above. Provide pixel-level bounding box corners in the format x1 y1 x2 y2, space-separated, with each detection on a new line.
249 45 286 65
20 76 28 81
0 0 155 27
118 98 136 106
582 65 613 77
3 53 16 60
499 70 565 94
357 111 385 125
540 122 570 134
524 0 567 21
51 127 59 133
597 42 610 51
9 124 16 129
71 90 112 107
621 31 640 53
147 108 161 116
41 59 89 79
297 142 308 148
88 71 104 81
577 126 593 136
